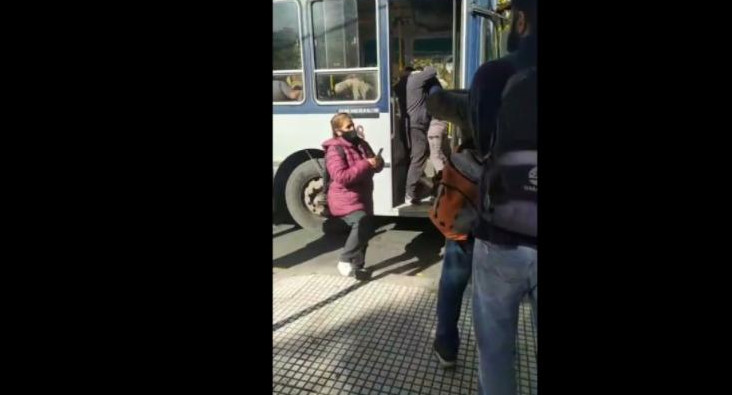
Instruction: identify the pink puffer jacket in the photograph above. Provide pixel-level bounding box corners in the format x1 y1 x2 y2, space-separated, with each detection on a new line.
322 137 383 217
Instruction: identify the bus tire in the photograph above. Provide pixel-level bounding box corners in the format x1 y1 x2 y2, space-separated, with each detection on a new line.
285 159 327 230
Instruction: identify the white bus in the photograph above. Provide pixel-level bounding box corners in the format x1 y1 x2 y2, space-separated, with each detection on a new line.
273 0 509 229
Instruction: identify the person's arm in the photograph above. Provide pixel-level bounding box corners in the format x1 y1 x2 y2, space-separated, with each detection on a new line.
287 88 302 100
370 156 384 173
419 67 438 88
277 81 300 101
360 141 383 173
426 89 471 142
428 80 442 96
326 146 373 186
334 79 350 95
358 80 373 100
406 67 438 91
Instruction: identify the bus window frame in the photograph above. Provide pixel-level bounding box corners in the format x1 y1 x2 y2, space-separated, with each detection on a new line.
308 0 381 106
273 0 307 106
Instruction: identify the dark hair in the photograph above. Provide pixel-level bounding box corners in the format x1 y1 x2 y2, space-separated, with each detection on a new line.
404 66 415 72
512 0 536 27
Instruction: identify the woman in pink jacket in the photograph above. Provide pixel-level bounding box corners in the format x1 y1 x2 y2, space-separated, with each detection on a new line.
322 113 384 278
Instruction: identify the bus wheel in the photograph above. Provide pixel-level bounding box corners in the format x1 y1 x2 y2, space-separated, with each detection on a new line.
285 159 327 230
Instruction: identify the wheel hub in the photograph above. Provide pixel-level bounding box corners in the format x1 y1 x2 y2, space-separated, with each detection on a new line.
303 177 326 216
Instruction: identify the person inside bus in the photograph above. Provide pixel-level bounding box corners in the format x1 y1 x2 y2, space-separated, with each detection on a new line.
427 78 450 179
322 112 384 280
392 66 415 202
393 66 415 136
393 66 415 123
405 66 441 205
334 74 374 101
287 74 303 88
273 79 302 102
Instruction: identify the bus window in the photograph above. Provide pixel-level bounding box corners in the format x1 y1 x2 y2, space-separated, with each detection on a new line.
311 0 379 103
273 0 305 104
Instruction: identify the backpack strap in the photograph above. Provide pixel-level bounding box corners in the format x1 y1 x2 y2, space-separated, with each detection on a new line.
306 148 326 178
309 145 347 181
323 145 348 181
482 66 537 162
501 66 536 99
334 145 347 164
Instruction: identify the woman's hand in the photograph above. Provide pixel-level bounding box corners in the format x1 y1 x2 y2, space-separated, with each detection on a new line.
367 156 383 169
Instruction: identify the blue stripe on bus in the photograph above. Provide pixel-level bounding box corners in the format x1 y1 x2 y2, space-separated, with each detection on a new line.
273 101 388 115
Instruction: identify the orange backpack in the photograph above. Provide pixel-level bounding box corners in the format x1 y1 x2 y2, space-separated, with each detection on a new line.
429 149 482 241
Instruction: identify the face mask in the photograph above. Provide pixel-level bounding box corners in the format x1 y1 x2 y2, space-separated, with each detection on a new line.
341 128 359 143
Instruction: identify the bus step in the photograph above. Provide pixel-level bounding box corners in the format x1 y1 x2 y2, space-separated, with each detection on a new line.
394 202 432 217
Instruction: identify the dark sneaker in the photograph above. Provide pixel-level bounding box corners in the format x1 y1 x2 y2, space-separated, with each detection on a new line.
433 340 457 369
353 267 372 281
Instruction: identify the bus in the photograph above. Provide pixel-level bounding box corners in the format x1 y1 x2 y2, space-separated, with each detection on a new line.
273 0 510 229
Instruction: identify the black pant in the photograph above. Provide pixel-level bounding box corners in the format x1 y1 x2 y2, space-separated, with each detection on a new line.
406 127 428 199
391 119 410 205
339 210 375 268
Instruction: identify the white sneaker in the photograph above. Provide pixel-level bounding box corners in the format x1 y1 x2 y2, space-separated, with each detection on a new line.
337 261 353 277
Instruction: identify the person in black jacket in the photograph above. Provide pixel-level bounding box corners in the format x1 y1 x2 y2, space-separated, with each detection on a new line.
392 66 415 204
468 0 537 394
405 66 441 204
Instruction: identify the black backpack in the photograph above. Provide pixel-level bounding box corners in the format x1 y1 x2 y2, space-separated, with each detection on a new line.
480 66 537 237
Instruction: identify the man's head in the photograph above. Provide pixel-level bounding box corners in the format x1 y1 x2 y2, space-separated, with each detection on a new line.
507 0 536 52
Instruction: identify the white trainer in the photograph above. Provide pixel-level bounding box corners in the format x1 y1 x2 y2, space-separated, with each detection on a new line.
337 261 353 277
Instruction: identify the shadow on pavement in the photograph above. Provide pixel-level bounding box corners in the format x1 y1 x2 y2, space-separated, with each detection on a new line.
366 225 444 276
273 216 441 272
273 217 388 269
273 294 481 394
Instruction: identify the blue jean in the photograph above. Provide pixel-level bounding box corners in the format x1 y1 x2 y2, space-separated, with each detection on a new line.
435 238 474 357
472 238 537 395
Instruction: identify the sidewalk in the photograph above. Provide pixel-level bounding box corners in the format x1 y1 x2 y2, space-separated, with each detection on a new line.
273 274 537 395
